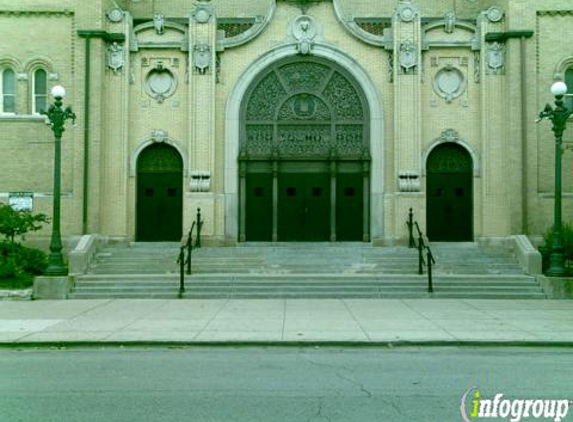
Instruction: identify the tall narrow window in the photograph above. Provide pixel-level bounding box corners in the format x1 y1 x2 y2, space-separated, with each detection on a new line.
565 68 573 111
1 68 15 113
33 69 47 114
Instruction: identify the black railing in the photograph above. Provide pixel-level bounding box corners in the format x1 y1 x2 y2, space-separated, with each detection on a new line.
176 208 203 298
407 210 436 293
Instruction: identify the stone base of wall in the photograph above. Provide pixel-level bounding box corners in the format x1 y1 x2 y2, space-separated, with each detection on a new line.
538 275 573 299
33 276 72 300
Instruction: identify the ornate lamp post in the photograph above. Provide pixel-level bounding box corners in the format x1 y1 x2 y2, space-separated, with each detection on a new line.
539 81 572 276
42 85 76 276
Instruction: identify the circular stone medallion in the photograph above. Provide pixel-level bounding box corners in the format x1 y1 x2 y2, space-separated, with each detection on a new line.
194 7 211 23
146 68 177 101
486 6 504 23
433 67 466 103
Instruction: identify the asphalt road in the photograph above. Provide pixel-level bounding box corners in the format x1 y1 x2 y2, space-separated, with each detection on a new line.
0 346 572 422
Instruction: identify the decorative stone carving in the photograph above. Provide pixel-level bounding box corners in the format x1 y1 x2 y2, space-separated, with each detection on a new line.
323 72 363 119
193 44 211 74
280 62 329 92
398 171 420 192
243 61 367 160
145 65 177 103
399 39 417 73
444 10 456 33
486 6 505 23
474 52 480 83
433 65 466 103
396 2 417 22
292 15 317 55
192 4 213 24
154 14 165 35
151 130 169 143
107 42 124 74
486 42 505 74
107 7 124 23
388 52 394 83
438 129 461 143
190 171 211 192
278 94 331 121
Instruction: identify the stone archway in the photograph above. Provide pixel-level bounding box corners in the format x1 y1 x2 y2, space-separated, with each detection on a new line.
426 143 474 241
225 44 384 243
136 143 183 241
238 56 370 242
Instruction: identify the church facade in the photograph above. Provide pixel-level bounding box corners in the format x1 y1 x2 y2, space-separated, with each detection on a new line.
0 0 572 246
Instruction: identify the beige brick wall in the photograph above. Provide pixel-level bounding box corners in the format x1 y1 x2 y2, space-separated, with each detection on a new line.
1 0 572 245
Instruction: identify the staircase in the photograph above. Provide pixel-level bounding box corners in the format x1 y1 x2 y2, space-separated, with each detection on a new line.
69 242 546 299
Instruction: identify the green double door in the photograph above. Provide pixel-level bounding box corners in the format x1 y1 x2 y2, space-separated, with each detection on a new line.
426 173 472 241
245 171 363 242
279 173 330 241
137 173 183 241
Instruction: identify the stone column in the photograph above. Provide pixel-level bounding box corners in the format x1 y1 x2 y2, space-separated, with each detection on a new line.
479 8 510 237
188 4 217 238
392 2 423 239
272 162 279 242
101 13 131 238
363 160 371 242
239 159 247 242
330 161 337 242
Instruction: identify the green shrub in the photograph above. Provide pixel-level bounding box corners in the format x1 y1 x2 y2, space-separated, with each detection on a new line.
539 222 573 275
0 258 20 280
0 203 48 244
0 241 48 279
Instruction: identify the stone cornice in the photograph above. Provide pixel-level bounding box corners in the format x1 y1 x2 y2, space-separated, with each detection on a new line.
536 10 573 16
0 9 74 16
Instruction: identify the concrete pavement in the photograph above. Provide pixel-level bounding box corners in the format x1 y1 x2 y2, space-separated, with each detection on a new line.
1 298 573 346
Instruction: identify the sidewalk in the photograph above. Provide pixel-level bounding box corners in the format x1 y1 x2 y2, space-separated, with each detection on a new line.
0 298 572 346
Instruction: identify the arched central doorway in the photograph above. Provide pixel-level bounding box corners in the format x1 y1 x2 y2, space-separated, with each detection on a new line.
136 143 183 241
426 143 473 241
239 57 370 242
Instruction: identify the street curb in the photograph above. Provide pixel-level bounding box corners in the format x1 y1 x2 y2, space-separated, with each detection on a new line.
1 340 573 349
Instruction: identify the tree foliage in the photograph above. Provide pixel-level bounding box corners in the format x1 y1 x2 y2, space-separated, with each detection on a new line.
0 203 48 244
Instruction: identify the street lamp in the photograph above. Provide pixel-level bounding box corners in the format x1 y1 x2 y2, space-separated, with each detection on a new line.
539 81 572 276
42 85 76 276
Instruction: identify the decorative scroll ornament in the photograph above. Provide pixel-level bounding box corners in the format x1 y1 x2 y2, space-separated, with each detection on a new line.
151 129 169 143
292 15 317 55
193 44 211 74
107 42 124 74
486 42 505 74
399 40 417 72
154 14 165 35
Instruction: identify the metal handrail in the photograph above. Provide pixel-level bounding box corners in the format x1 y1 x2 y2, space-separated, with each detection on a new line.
176 207 203 298
410 214 436 293
407 208 415 248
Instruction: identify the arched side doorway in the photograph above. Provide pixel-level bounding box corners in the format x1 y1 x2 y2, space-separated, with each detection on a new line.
426 143 473 242
239 57 370 242
136 143 183 241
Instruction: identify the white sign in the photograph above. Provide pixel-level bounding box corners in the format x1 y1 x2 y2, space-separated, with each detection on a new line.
9 192 33 212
